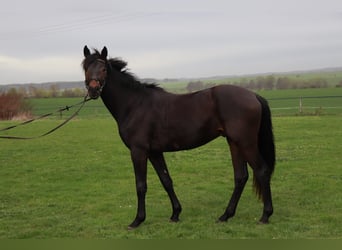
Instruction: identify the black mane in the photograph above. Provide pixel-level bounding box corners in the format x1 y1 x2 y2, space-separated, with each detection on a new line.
108 58 162 91
83 49 162 91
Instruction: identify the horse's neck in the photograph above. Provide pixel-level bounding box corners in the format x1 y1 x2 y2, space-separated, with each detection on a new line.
101 80 144 123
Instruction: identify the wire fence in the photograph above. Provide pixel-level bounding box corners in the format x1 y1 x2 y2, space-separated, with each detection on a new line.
30 95 342 119
267 95 342 116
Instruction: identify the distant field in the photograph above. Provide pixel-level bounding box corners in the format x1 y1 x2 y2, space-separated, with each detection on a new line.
0 115 341 238
30 98 108 118
221 70 342 87
162 69 342 91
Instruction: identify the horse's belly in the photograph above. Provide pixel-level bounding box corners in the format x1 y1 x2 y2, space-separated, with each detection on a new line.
156 128 221 152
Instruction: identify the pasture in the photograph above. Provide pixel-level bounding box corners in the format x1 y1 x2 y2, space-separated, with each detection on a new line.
0 89 342 238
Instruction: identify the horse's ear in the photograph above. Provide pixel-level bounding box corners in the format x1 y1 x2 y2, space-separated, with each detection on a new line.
101 46 108 59
83 45 91 57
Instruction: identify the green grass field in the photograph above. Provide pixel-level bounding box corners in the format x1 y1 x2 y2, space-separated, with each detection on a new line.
1 88 342 239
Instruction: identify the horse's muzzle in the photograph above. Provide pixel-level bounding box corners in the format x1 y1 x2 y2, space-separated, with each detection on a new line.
87 80 103 99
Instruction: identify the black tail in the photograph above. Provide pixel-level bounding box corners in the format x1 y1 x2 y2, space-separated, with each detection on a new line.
254 95 276 198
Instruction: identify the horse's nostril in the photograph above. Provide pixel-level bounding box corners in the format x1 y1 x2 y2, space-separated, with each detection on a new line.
88 80 100 89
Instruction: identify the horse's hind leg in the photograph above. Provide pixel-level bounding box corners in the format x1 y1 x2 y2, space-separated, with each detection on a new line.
254 162 273 224
149 152 182 222
219 141 248 222
245 149 273 224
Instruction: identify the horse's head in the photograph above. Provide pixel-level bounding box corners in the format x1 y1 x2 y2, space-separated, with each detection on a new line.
82 46 108 99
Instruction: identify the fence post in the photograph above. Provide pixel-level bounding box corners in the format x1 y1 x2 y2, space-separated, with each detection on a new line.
299 97 303 114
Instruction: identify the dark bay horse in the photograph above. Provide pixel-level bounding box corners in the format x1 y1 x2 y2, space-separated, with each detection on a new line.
82 46 275 229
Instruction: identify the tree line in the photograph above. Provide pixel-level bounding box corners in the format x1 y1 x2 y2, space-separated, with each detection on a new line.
3 84 86 98
186 75 342 92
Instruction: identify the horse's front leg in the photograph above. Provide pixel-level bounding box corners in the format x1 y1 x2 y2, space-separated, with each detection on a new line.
128 147 148 229
149 152 182 222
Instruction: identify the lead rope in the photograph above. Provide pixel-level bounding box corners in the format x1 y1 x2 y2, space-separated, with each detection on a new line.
0 95 91 140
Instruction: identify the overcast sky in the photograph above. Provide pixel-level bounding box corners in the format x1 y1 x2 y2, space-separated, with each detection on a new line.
1 0 342 84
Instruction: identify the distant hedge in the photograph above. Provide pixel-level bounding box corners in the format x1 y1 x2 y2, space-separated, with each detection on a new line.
0 92 32 120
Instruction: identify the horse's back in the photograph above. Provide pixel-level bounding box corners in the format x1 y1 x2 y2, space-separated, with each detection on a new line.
211 84 261 116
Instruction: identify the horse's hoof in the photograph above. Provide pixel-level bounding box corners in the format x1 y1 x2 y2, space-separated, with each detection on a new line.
216 219 224 223
127 225 136 230
217 214 229 223
127 219 144 230
258 219 269 224
216 218 228 223
127 222 141 230
169 218 180 223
